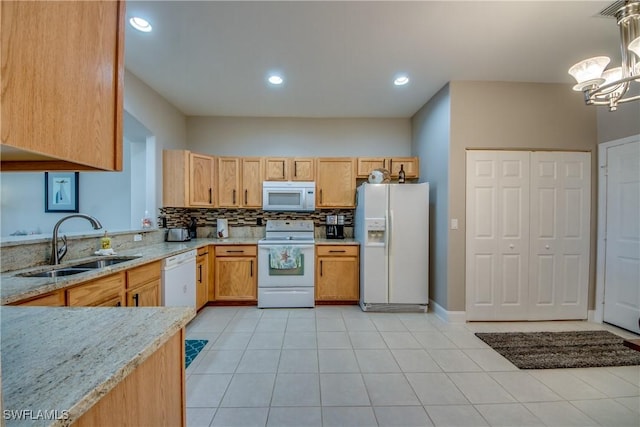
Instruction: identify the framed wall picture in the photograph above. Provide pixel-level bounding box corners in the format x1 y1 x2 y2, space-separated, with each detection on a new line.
45 172 79 213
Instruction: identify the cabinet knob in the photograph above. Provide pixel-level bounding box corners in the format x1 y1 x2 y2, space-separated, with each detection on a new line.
545 245 550 249
509 244 514 249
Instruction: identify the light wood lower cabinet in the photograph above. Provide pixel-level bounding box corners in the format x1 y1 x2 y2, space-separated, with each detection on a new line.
214 245 257 301
67 272 125 307
74 329 186 427
126 261 161 307
315 245 359 302
196 247 210 309
11 290 65 306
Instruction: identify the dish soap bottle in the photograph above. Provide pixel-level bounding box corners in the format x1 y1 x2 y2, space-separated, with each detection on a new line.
100 231 112 250
398 164 406 184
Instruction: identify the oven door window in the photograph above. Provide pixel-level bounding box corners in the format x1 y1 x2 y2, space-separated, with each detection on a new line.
269 246 304 276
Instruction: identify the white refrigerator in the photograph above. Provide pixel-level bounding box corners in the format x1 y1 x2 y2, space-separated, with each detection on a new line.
355 183 429 311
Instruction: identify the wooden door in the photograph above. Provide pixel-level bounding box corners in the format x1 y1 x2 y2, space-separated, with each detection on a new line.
127 280 160 307
218 157 241 207
466 151 530 320
189 153 215 207
291 158 315 181
265 158 288 181
196 251 209 309
316 158 356 208
603 140 640 333
316 253 359 301
242 158 263 207
214 257 257 300
529 152 590 320
356 158 387 178
389 157 419 178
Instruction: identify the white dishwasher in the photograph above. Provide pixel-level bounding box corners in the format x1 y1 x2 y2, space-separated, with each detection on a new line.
162 249 197 307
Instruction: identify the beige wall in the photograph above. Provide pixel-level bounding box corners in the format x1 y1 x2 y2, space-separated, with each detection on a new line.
187 116 411 157
596 97 640 143
411 84 451 309
447 81 598 312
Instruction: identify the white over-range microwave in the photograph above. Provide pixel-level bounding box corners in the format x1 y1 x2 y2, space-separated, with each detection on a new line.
262 181 315 212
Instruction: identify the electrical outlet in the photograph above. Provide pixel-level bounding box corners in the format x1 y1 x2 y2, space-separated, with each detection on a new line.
133 234 143 242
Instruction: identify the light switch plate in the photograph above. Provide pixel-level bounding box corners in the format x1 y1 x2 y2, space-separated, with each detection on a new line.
134 234 143 242
451 218 459 230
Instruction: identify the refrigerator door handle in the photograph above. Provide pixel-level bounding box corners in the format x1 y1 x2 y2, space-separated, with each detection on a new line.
388 209 393 302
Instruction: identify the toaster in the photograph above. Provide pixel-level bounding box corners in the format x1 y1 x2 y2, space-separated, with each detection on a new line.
166 228 191 242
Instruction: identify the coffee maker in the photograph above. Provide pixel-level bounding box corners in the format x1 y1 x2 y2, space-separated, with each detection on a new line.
326 215 345 239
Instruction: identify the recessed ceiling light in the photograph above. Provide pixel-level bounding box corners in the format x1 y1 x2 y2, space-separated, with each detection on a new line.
129 17 152 33
268 74 284 85
394 75 410 86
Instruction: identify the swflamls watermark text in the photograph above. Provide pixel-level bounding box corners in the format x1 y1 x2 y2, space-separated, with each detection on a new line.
3 409 70 421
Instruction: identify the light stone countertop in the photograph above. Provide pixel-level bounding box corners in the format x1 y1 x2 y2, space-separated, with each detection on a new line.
314 238 359 245
1 238 259 305
1 306 196 427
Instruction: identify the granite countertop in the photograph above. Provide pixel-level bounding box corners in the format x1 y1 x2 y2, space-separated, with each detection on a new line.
1 306 195 427
1 238 260 305
315 238 359 245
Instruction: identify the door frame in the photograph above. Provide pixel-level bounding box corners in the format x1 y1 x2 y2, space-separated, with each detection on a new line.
594 134 640 324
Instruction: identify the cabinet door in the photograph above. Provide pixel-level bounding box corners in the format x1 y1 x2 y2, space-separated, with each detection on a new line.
12 291 65 307
389 157 419 178
316 256 359 300
356 158 387 178
1 1 124 171
264 158 288 181
189 153 215 207
214 257 257 300
196 250 209 309
127 279 160 307
291 158 315 181
316 158 356 208
242 158 263 207
218 157 241 207
96 295 125 307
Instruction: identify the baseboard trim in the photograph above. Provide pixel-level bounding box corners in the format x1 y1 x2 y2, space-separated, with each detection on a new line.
429 299 466 323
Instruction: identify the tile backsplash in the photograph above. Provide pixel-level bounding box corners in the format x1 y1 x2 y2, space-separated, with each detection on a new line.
159 208 354 228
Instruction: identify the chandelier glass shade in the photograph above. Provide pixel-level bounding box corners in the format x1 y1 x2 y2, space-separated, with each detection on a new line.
568 1 640 111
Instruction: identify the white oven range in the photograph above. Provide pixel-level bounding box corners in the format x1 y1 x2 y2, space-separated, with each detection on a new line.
258 220 315 308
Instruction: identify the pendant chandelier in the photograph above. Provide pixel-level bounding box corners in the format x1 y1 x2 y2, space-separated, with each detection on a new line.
568 0 640 111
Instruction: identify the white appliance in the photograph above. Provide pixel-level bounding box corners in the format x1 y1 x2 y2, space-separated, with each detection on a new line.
355 183 429 312
262 181 316 212
162 249 197 307
258 220 315 308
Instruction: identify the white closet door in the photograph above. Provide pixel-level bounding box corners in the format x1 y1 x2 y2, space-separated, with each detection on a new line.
466 151 530 320
603 141 640 333
529 152 590 320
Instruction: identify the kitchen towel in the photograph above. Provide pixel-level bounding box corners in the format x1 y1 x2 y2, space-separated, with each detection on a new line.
269 246 302 270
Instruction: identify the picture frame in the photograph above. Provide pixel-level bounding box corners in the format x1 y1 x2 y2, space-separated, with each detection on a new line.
45 172 79 213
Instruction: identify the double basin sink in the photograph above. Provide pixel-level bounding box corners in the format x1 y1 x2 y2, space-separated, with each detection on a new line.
18 256 142 278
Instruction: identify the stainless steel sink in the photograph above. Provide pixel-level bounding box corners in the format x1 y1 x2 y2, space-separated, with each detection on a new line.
20 267 94 278
17 256 142 278
70 256 142 269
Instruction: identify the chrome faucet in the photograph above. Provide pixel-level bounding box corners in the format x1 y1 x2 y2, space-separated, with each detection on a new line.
50 214 103 265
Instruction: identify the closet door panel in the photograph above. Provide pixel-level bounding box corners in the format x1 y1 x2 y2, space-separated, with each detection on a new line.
529 152 590 320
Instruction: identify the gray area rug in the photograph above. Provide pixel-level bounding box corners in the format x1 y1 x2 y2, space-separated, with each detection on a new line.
475 330 640 369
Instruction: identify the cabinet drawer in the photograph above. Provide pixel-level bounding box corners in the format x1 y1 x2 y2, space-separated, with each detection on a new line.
67 272 125 306
12 290 65 306
197 246 210 256
215 245 257 256
126 261 161 289
316 245 359 257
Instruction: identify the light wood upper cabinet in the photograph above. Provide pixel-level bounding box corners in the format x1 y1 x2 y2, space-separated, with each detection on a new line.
163 150 216 208
1 1 125 171
218 157 263 208
242 158 264 207
218 157 241 207
316 158 357 208
315 245 359 302
356 157 419 179
264 158 314 181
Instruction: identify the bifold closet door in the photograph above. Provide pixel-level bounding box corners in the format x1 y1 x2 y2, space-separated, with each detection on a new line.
529 152 590 320
466 150 591 321
466 151 530 320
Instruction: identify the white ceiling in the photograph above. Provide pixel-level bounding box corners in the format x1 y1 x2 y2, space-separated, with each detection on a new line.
124 0 621 118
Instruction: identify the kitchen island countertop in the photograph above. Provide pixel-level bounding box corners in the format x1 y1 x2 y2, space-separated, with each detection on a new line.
1 306 195 426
